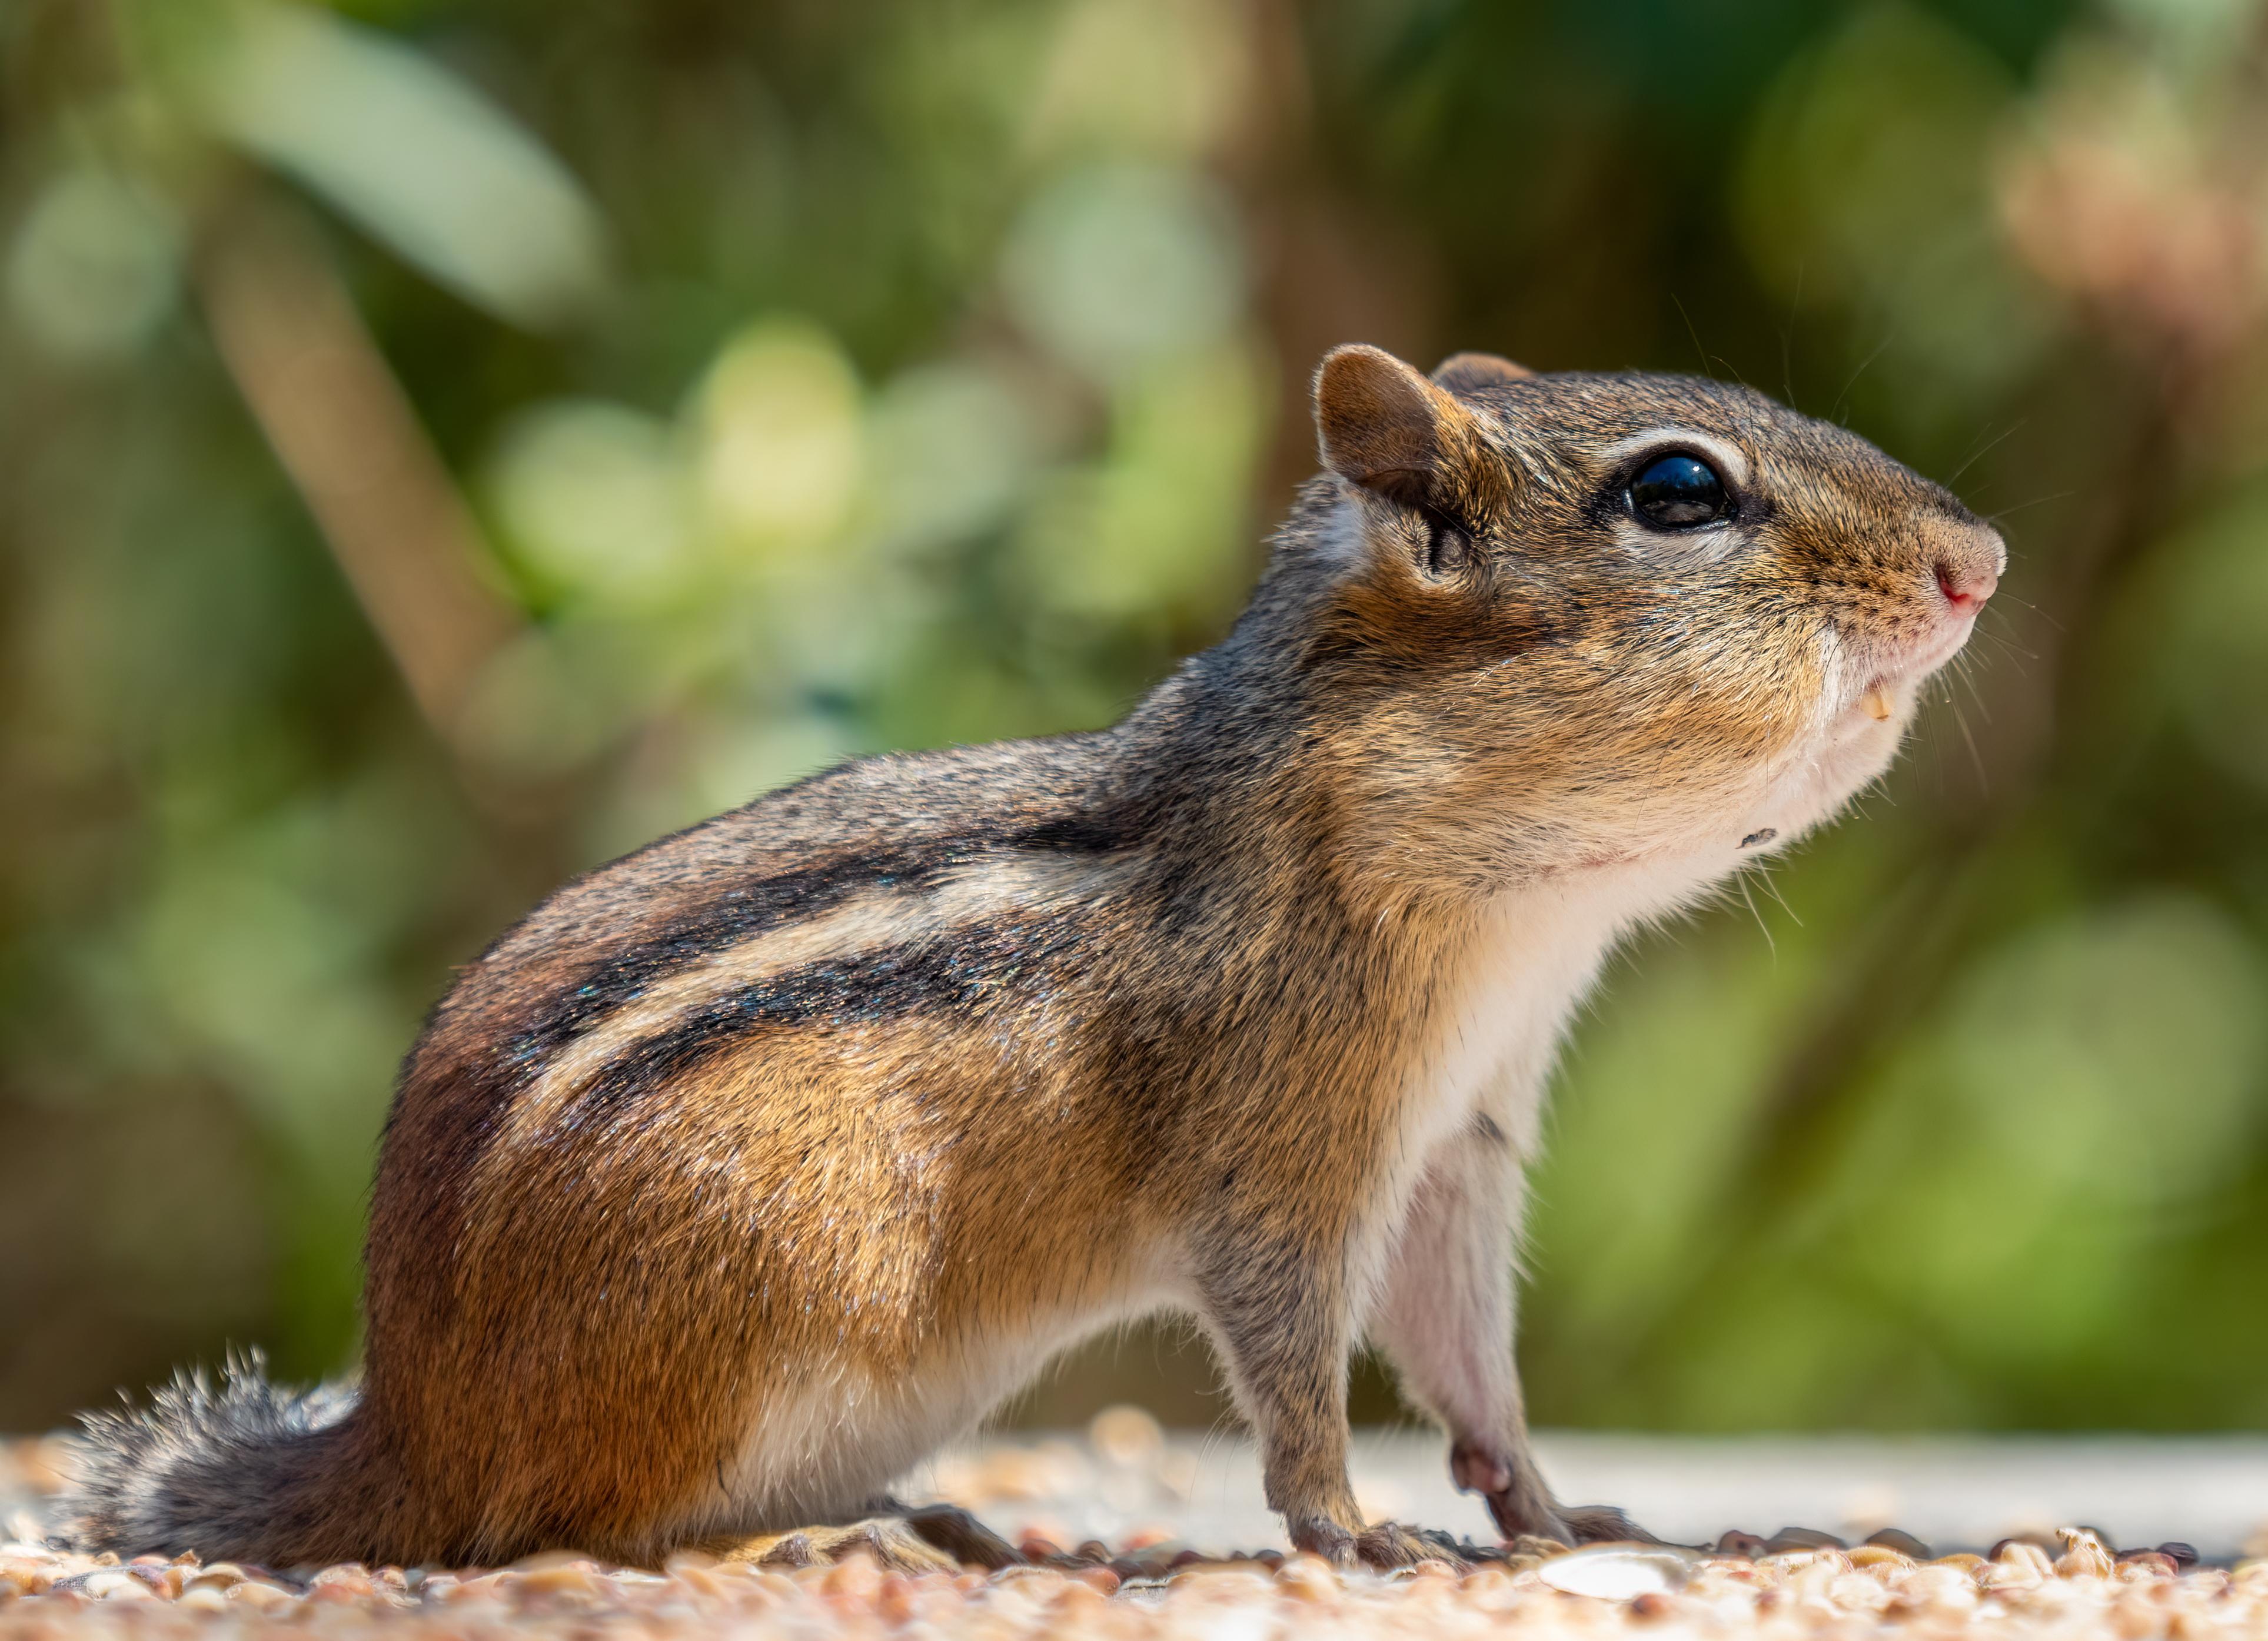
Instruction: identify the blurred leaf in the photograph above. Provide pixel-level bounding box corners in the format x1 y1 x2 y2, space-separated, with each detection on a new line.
1015 344 1266 617
486 399 693 602
5 168 183 361
863 360 1042 557
1000 163 1245 385
145 0 608 327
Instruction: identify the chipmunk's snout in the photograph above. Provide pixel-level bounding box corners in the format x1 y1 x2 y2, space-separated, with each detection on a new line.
1933 524 2004 615
1820 511 2004 723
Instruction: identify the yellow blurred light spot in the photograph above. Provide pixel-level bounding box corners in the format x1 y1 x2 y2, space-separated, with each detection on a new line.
1028 0 1250 161
696 320 862 549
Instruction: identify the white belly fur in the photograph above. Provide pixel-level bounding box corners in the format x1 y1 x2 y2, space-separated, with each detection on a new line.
1361 849 1738 1291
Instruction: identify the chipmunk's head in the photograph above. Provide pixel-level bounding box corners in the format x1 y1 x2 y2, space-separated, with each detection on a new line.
1288 344 2003 889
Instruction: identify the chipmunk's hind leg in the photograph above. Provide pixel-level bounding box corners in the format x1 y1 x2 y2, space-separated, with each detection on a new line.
700 1500 1022 1574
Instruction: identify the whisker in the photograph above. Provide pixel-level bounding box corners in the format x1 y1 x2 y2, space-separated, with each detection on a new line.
1832 332 1895 425
1986 591 2064 635
1961 665 1993 724
1754 861 1803 925
1948 417 2027 485
1953 697 1987 792
1983 490 2075 523
1672 294 1712 378
1971 626 2040 664
1781 261 1805 409
1736 870 1776 958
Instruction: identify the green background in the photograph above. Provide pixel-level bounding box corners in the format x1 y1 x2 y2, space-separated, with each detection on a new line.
5 0 2266 1436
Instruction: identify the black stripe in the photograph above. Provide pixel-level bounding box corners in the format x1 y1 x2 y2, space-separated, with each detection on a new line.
505 812 1142 1082
504 855 937 1074
561 913 1085 1122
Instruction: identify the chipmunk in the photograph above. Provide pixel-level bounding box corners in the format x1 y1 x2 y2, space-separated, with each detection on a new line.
65 344 2001 1573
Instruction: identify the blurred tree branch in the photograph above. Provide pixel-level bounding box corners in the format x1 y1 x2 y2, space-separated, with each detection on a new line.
192 196 524 779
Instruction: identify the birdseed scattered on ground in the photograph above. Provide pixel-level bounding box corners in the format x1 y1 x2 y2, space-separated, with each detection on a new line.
6 1430 2267 1637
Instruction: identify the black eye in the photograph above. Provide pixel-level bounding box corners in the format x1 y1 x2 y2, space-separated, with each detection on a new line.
1628 453 1730 529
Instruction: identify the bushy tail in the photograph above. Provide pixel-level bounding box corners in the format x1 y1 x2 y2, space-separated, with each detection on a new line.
61 1351 375 1565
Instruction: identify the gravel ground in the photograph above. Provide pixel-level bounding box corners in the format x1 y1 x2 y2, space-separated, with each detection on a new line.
5 1419 2266 1637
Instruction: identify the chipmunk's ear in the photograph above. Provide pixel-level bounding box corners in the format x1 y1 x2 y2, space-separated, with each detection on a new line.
1431 352 1531 395
1315 344 1511 527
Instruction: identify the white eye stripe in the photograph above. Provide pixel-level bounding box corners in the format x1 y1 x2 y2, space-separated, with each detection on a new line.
1609 514 1747 564
1600 429 1751 489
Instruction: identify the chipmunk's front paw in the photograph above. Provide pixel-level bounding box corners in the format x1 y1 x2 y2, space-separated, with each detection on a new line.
1291 1516 1473 1570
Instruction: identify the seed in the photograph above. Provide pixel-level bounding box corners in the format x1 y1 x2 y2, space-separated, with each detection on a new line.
1865 1528 1932 1559
2057 1527 2116 1579
1537 1547 1697 1600
1984 1540 2056 1587
1764 1527 1847 1554
228 1578 296 1610
1088 1404 1166 1467
1276 1553 1339 1602
82 1571 155 1601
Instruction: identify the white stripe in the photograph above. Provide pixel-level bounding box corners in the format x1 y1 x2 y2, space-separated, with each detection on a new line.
523 853 1133 1111
1597 427 1751 488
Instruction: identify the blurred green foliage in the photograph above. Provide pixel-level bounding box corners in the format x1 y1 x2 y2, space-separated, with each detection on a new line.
5 0 2267 1436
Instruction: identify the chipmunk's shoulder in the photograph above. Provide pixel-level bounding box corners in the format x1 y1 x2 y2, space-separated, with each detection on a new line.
484 729 1143 976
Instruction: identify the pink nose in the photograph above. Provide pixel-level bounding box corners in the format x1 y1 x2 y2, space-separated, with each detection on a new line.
1935 554 1999 614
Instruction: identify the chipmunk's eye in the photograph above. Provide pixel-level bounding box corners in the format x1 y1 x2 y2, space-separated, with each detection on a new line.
1629 453 1729 529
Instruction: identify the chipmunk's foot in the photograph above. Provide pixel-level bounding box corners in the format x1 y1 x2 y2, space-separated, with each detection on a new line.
890 1502 1024 1570
1458 1441 1655 1549
713 1517 963 1574
706 1500 1023 1574
1559 1504 1657 1546
1482 1497 1657 1551
1293 1517 1479 1570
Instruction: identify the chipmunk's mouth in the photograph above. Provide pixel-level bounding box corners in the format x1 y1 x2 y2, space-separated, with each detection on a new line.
1849 597 1984 723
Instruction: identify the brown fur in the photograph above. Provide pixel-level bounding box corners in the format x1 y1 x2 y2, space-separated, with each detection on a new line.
64 346 2002 1570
